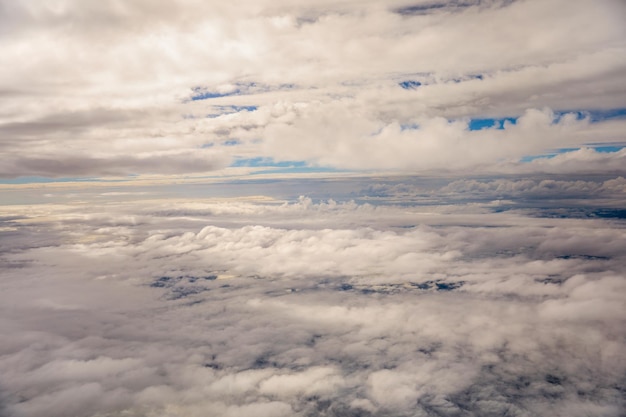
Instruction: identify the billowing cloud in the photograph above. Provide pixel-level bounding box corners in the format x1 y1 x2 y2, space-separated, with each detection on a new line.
1 0 625 178
1 189 624 416
440 176 626 198
1 1 625 416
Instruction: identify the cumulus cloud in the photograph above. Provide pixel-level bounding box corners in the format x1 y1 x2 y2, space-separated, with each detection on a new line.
509 147 626 175
1 188 625 416
1 0 625 177
2 1 626 415
439 176 626 199
262 107 620 171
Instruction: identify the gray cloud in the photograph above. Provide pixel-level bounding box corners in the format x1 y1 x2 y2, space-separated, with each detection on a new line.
0 151 229 178
440 176 626 198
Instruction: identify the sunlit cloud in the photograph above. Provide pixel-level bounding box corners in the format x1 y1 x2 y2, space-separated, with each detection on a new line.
1 1 626 416
1 0 625 178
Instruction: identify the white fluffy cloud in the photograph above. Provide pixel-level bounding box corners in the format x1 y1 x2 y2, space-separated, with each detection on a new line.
2 1 626 415
1 0 625 177
1 190 624 416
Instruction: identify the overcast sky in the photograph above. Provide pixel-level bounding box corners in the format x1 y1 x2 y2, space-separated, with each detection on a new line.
1 1 626 417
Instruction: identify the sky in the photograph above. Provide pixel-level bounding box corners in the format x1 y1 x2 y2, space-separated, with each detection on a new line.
1 1 626 416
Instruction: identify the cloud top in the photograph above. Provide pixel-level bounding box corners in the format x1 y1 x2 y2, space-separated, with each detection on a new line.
1 190 625 416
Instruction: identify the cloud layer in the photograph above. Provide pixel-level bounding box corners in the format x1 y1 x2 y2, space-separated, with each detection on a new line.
1 0 625 178
1 1 626 416
1 186 625 416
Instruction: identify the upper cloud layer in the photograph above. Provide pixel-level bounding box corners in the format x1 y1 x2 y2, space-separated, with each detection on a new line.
1 0 625 178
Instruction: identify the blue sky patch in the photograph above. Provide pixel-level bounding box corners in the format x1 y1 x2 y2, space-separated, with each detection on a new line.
189 82 296 102
521 145 624 162
203 105 258 118
468 117 517 130
520 154 551 163
251 165 340 175
553 108 626 123
231 157 308 168
190 87 239 101
468 108 625 133
190 83 258 101
587 108 626 122
230 157 341 175
590 145 624 153
226 105 257 112
399 80 422 90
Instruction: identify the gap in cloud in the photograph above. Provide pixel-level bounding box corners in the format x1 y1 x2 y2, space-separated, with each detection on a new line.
393 1 474 16
553 107 626 123
393 1 516 16
190 87 239 100
520 145 625 162
592 145 625 153
520 147 580 163
550 146 625 155
468 117 517 130
468 107 626 133
398 80 422 90
203 105 258 119
189 82 296 102
189 82 257 100
229 157 341 175
251 166 341 175
223 105 258 112
586 108 626 123
223 139 241 147
398 73 484 90
231 157 308 168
